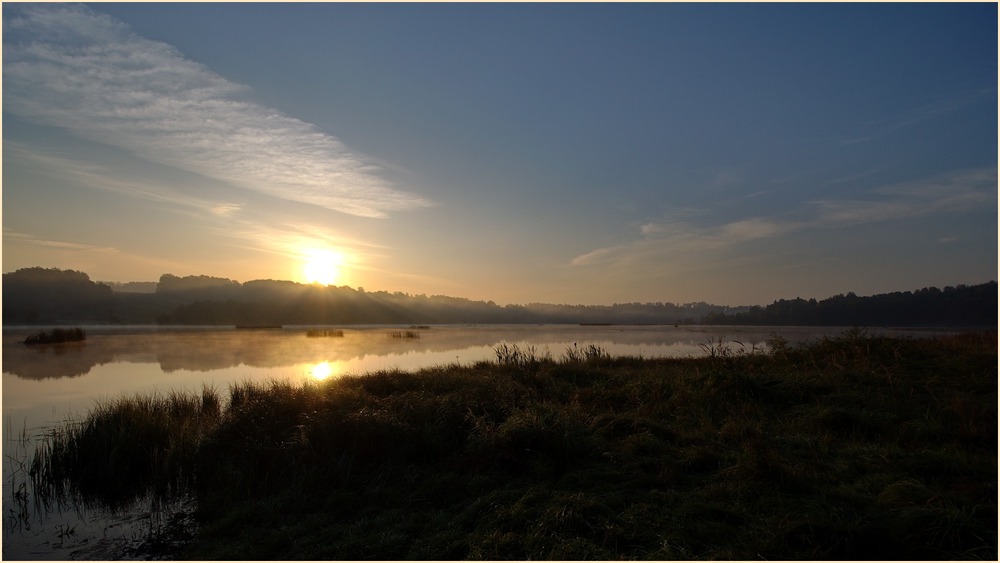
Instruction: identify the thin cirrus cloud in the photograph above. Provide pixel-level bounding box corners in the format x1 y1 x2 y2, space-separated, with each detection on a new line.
8 141 388 276
808 167 998 226
572 167 997 268
5 142 245 219
4 228 199 276
3 4 431 219
840 87 995 146
3 229 121 255
8 142 378 260
570 217 797 268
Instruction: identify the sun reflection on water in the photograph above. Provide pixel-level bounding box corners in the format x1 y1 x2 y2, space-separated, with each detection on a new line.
308 361 338 381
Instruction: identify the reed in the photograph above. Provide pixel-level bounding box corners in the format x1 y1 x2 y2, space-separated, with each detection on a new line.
305 329 343 338
387 330 420 339
493 342 546 366
560 342 612 364
28 386 221 510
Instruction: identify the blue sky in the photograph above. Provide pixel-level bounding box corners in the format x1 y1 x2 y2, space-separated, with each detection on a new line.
3 3 996 306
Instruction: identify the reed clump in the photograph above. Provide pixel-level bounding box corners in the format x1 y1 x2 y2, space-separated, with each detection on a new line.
30 387 221 510
561 342 613 364
305 329 344 338
387 330 420 339
26 331 997 560
23 327 86 345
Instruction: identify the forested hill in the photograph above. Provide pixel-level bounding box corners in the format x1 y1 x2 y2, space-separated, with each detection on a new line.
702 282 997 327
2 267 996 327
2 268 735 325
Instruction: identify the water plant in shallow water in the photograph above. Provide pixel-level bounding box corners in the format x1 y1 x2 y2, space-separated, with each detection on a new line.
28 387 221 511
305 329 344 338
23 327 86 345
387 330 420 339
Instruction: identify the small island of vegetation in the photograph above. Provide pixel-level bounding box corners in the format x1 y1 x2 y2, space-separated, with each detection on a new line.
23 327 86 345
20 329 997 560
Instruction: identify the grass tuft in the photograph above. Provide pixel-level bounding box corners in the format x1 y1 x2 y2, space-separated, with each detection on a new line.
29 386 221 511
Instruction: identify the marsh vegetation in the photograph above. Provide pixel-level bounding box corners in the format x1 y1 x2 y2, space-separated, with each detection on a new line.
23 327 86 345
305 329 344 338
387 330 421 339
18 330 997 559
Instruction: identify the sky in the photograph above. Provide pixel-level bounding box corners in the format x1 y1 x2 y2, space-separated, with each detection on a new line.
2 3 997 306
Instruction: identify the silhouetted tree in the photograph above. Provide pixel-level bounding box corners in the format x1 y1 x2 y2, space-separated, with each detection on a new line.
702 282 997 327
3 267 114 323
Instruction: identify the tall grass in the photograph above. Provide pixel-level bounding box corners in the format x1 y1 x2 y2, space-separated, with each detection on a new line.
561 342 613 364
493 342 545 367
23 330 998 560
29 386 221 511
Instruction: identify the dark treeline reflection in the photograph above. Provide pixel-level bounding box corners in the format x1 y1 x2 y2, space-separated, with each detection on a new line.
1 329 424 379
2 338 107 379
4 325 762 380
3 267 996 327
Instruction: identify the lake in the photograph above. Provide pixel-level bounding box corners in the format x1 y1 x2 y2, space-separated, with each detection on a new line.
1 323 953 559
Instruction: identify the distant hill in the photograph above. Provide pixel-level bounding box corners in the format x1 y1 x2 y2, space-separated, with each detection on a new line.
702 282 997 328
3 267 114 324
2 267 995 328
102 281 158 293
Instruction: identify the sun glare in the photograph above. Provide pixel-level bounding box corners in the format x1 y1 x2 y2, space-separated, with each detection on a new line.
302 248 344 286
309 361 335 380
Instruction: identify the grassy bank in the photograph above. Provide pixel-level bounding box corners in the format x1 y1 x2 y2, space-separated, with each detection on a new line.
29 330 997 559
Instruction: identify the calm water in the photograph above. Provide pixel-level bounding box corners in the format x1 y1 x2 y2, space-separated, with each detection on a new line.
1 323 949 559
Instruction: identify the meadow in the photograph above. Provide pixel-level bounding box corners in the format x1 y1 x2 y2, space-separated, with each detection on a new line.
24 329 997 560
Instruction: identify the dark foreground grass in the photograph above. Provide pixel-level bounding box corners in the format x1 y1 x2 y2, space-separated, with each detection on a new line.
28 330 997 560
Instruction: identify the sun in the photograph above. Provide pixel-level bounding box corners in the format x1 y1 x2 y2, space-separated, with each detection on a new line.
309 361 335 380
302 248 344 286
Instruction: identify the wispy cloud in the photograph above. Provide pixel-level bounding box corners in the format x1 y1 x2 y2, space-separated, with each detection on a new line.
6 142 384 269
4 230 121 254
3 4 431 218
570 216 796 267
572 167 997 268
5 142 245 217
3 228 198 277
809 167 998 226
841 87 996 146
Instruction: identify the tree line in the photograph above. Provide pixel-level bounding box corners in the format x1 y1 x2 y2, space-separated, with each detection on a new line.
701 283 997 327
2 267 995 327
2 268 737 325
